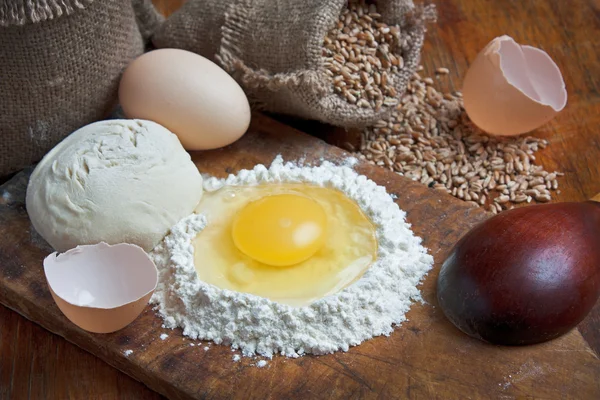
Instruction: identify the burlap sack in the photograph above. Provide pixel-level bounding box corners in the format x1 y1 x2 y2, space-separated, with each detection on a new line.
153 0 434 129
0 0 163 177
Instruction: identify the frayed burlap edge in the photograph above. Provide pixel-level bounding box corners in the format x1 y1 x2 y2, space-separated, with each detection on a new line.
0 0 93 26
218 1 436 128
217 0 335 110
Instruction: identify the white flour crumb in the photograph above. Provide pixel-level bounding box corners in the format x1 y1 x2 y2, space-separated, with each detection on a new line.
204 346 209 351
124 350 133 357
160 333 169 340
190 343 195 347
256 360 268 368
233 355 241 362
342 156 358 167
150 156 433 358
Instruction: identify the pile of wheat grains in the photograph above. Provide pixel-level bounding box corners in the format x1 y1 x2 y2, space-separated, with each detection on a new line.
323 0 406 110
355 67 562 213
323 1 561 213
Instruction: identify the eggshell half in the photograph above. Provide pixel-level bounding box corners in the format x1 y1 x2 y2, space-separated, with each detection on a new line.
462 35 567 136
119 48 251 150
44 242 158 334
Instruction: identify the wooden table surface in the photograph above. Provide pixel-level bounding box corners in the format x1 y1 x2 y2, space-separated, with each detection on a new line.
1 0 598 398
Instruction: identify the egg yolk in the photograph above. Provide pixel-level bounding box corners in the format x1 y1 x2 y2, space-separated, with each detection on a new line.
231 194 327 267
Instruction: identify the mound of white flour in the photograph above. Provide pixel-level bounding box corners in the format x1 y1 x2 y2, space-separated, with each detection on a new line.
150 156 433 358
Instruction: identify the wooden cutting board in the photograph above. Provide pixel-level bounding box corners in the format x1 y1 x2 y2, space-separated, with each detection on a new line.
0 113 598 399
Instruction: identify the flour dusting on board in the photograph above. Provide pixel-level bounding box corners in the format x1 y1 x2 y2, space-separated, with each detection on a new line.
150 156 433 358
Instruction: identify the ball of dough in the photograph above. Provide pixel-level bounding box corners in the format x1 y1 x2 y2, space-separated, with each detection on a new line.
26 119 203 252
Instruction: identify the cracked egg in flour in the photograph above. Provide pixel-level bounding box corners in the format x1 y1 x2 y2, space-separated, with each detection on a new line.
193 183 378 307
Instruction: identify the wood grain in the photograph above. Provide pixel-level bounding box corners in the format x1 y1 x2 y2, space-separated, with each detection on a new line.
0 299 163 399
1 113 599 399
0 0 598 398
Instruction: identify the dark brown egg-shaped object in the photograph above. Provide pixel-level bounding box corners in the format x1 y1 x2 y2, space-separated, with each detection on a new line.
437 200 600 345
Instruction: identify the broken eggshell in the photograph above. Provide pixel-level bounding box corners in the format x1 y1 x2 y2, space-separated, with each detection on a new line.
43 242 158 333
462 35 567 136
